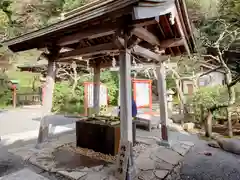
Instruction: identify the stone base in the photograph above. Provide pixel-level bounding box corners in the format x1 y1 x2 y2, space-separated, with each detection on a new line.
157 140 171 148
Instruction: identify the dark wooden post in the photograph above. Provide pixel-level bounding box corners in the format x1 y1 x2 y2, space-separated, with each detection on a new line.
37 47 59 144
93 63 101 115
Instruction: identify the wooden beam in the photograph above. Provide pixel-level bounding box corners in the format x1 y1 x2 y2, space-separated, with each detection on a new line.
58 43 118 60
132 19 158 28
160 38 184 48
132 27 160 46
132 45 169 62
56 59 88 66
118 37 168 62
57 28 116 46
127 36 142 49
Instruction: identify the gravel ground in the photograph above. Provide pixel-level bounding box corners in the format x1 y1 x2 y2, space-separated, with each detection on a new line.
180 139 240 180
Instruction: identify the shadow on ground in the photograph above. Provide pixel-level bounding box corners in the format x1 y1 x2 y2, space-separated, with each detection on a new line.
0 130 76 180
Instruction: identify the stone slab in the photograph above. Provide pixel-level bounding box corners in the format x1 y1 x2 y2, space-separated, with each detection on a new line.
136 158 155 171
154 147 183 165
84 173 108 180
178 141 194 147
0 168 49 180
154 170 169 179
155 161 173 170
138 170 155 180
57 171 87 180
171 143 190 156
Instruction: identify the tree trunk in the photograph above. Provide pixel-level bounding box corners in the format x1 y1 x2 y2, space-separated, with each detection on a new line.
227 108 233 137
71 78 78 96
200 104 204 127
175 79 187 109
175 79 187 126
205 109 213 137
227 84 235 137
71 62 78 96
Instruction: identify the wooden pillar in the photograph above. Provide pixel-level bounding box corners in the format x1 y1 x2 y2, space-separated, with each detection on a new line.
156 62 169 143
119 49 132 141
37 54 57 144
93 63 101 115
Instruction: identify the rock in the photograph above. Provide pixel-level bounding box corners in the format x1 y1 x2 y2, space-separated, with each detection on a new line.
203 152 212 156
183 123 195 131
154 170 169 179
92 165 104 171
217 138 240 155
168 119 173 124
168 123 184 132
171 114 184 123
208 141 221 148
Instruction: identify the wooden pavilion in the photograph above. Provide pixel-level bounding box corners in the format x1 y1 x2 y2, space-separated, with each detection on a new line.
3 0 195 178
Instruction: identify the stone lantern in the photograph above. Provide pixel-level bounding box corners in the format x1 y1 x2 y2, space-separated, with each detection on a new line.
167 89 174 112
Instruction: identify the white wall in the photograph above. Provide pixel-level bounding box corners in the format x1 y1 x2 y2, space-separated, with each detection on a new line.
182 71 225 95
198 71 224 87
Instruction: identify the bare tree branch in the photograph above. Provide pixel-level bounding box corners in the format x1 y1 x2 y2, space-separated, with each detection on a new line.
228 76 240 88
201 55 220 62
199 66 223 77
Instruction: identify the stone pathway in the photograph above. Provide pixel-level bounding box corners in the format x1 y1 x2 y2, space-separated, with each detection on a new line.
0 168 50 180
7 130 194 180
134 141 194 180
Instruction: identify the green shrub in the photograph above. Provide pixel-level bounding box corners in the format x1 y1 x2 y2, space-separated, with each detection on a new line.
190 85 228 121
0 73 12 107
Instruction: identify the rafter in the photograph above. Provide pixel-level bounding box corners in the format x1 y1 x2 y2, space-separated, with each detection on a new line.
58 43 118 60
160 38 184 48
132 27 160 46
117 37 168 62
57 28 116 46
132 45 168 62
